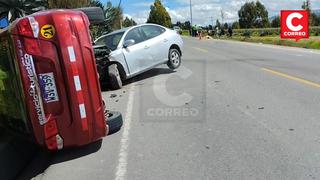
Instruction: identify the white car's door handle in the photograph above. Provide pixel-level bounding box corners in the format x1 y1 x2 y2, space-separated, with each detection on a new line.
164 39 168 42
144 45 150 49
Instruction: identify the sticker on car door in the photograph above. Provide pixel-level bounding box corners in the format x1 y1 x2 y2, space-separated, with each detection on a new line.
39 72 59 103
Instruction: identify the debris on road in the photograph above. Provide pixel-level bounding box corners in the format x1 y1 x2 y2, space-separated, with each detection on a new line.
110 94 117 98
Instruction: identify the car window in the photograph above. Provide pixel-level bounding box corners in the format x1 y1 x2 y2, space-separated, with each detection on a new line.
140 25 166 40
124 27 145 45
95 32 125 51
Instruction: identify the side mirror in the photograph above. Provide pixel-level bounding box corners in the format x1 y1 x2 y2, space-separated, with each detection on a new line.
77 7 105 25
123 39 135 48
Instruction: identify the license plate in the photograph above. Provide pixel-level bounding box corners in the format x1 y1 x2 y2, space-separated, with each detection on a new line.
39 72 59 103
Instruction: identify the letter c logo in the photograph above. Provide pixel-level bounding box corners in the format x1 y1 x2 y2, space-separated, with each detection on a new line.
286 12 303 31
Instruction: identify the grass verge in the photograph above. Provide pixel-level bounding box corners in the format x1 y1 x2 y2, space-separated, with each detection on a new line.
218 36 320 49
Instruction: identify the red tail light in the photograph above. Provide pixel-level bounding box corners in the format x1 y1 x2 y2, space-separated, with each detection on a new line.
44 118 58 139
45 134 63 150
17 17 39 38
45 135 58 150
44 118 63 150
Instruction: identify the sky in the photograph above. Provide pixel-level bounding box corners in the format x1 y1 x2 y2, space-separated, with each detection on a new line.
100 0 320 26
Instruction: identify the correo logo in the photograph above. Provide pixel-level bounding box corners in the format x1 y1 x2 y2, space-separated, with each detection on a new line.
281 10 309 41
286 13 303 31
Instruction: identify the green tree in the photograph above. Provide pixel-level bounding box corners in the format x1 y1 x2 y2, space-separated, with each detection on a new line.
314 14 320 26
302 0 310 10
0 0 101 21
123 17 137 27
215 19 221 29
147 0 172 28
22 0 47 15
238 1 270 29
48 0 91 8
238 2 256 28
254 1 269 28
0 0 48 21
101 2 123 30
182 21 191 30
232 21 240 29
90 1 123 38
175 21 182 28
223 22 228 29
90 0 104 9
271 16 280 27
302 0 316 26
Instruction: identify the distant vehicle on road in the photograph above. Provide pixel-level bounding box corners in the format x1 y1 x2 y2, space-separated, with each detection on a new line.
173 26 182 34
94 24 183 90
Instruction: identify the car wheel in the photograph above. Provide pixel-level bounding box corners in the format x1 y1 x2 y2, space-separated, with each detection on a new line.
108 64 123 90
167 48 181 69
105 111 123 135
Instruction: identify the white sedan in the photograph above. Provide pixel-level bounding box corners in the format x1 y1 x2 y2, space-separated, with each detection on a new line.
94 23 183 89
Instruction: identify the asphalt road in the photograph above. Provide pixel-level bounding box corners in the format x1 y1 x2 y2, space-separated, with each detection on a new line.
20 37 320 180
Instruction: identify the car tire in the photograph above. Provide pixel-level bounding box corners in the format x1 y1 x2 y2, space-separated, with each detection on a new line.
108 64 123 90
167 48 181 69
105 111 123 135
77 7 105 24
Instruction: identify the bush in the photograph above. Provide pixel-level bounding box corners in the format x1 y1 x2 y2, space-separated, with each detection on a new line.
310 27 320 36
242 31 251 38
260 31 268 36
233 27 320 37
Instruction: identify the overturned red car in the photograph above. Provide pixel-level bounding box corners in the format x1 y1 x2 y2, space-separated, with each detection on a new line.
0 8 122 150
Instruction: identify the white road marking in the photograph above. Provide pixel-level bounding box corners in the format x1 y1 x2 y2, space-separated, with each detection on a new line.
115 86 135 180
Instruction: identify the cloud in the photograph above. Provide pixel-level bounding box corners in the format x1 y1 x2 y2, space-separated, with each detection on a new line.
132 2 153 8
127 10 149 24
125 0 320 25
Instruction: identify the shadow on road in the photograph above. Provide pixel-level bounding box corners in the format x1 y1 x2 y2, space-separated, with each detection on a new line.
17 139 102 180
125 67 176 85
101 67 176 91
0 129 39 180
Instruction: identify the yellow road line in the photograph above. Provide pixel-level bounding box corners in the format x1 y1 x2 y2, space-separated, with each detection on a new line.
261 68 320 88
192 47 208 53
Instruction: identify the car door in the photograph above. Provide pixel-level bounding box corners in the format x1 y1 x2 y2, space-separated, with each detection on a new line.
140 25 168 65
122 27 153 76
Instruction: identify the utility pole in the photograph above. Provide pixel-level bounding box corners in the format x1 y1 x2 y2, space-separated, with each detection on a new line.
118 0 123 29
189 0 193 36
190 0 193 26
211 16 214 30
220 9 224 26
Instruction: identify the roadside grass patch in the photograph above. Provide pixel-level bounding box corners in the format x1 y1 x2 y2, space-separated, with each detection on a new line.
217 35 320 50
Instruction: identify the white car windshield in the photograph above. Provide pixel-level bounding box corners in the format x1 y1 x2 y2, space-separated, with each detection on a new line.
95 32 125 51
